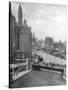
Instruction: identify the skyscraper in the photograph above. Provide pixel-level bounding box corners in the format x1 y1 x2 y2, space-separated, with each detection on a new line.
9 2 17 63
18 4 23 26
45 37 53 50
14 4 32 59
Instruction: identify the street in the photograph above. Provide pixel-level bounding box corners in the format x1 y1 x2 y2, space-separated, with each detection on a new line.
10 70 66 88
33 50 65 65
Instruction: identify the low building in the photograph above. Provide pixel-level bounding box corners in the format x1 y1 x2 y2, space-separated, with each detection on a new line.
54 41 66 54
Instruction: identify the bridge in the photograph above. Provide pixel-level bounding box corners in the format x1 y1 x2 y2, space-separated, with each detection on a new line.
10 50 66 88
10 69 66 88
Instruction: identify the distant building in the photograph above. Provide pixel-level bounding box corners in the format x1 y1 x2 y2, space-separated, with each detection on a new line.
58 41 66 53
53 42 59 50
45 37 53 50
32 33 36 43
32 33 39 50
38 40 45 49
63 41 66 48
53 41 66 53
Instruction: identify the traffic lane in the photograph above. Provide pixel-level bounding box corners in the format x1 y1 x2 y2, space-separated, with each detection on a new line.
10 70 66 88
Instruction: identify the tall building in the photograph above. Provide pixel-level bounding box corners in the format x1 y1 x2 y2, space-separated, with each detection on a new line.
9 2 17 63
45 37 53 50
9 3 32 62
14 4 32 59
9 3 32 83
18 4 23 25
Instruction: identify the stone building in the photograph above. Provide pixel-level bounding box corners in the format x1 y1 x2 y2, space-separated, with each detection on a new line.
9 2 17 63
14 4 32 59
9 3 32 62
9 3 32 82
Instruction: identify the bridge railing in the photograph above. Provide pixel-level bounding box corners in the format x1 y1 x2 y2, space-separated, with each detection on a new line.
10 58 32 82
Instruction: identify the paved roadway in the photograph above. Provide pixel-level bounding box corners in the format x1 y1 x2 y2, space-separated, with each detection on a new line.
10 70 66 88
34 50 65 65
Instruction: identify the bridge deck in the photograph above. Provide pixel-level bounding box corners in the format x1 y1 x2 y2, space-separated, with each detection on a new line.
10 70 66 88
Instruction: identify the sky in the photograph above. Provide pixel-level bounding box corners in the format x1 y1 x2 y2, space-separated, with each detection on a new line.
11 2 66 42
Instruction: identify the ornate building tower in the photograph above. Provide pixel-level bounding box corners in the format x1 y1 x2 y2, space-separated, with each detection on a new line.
9 3 32 83
15 4 23 51
15 3 32 59
18 4 23 26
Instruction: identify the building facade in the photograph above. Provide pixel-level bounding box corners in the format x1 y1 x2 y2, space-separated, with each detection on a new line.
9 3 32 63
45 37 53 50
9 2 17 63
14 4 32 59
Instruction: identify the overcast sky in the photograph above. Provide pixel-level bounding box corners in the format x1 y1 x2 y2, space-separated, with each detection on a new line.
11 2 66 42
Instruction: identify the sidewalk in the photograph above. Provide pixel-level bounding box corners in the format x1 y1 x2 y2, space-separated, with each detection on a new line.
10 70 66 88
12 70 31 80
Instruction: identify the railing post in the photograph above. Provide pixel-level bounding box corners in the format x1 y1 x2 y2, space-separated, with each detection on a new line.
26 58 28 70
